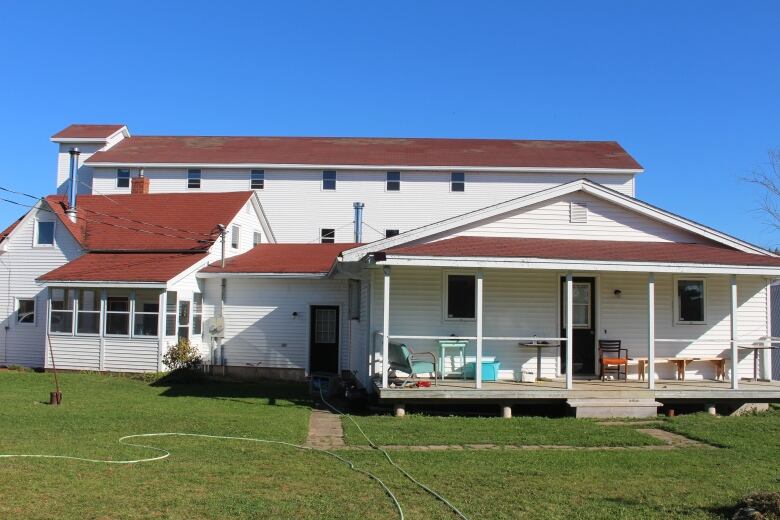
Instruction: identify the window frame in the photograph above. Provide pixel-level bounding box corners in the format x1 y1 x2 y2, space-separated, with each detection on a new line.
192 293 203 336
76 288 102 336
16 298 35 325
231 224 240 249
320 228 336 244
385 229 400 238
49 287 75 335
450 172 465 193
178 300 191 340
104 289 132 337
187 169 202 189
253 231 262 247
386 171 401 192
443 271 477 322
33 219 56 248
133 289 161 338
117 168 131 189
250 169 265 190
322 170 337 191
165 291 178 336
674 277 707 325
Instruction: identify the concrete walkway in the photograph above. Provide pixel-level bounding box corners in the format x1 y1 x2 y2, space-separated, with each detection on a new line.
305 405 345 449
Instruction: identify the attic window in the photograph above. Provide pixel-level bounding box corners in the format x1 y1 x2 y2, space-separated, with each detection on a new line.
570 202 588 223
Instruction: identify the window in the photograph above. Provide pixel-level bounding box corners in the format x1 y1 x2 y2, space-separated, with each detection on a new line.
192 293 203 336
348 280 361 320
117 169 130 188
446 274 476 319
250 170 265 190
322 171 336 190
165 292 178 336
134 290 160 336
105 289 131 335
321 228 335 244
187 169 201 189
178 300 191 339
451 172 465 192
49 288 73 333
253 231 262 247
77 289 100 334
572 283 591 328
231 225 240 249
386 171 400 191
385 229 400 238
36 221 55 246
17 299 35 324
677 279 705 323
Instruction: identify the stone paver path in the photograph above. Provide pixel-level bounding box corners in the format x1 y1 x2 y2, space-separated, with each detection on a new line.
305 406 345 449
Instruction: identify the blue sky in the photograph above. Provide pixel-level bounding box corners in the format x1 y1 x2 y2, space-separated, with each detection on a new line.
1 1 779 247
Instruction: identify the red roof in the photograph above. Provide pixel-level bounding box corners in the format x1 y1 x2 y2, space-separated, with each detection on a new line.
38 252 207 283
201 243 360 274
51 124 126 139
0 215 23 244
44 192 252 252
385 236 780 267
86 135 642 170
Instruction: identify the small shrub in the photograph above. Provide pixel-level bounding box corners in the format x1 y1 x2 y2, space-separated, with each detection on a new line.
162 338 202 371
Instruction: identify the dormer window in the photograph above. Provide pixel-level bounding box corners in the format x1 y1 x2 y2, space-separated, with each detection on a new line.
187 169 201 189
117 169 130 188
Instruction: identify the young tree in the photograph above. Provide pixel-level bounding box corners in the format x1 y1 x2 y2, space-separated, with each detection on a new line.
746 149 780 230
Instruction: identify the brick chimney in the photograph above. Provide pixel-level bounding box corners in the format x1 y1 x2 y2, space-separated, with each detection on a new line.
131 173 150 194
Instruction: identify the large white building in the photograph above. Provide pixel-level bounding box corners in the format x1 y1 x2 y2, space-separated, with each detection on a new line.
2 123 779 416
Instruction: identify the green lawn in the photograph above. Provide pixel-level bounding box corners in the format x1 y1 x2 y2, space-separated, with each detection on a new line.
1 371 778 519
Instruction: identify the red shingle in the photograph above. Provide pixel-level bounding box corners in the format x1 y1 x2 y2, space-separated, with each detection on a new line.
201 243 360 274
51 124 126 139
86 136 642 170
44 192 252 252
386 236 780 267
0 215 23 244
38 253 207 283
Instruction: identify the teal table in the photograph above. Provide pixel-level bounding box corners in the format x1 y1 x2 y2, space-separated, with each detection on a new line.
438 339 469 380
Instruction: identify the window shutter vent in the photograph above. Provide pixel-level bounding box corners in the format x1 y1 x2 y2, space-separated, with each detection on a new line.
570 202 588 223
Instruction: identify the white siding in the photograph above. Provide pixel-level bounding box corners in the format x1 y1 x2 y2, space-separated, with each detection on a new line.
48 336 100 370
103 337 159 372
56 144 104 195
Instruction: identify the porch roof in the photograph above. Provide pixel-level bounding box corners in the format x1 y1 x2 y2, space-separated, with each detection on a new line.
199 243 360 277
37 252 207 284
381 236 780 274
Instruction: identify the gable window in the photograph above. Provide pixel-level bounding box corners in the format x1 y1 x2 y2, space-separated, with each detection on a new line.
187 169 201 189
321 228 335 244
35 221 55 246
446 274 476 320
386 171 400 191
117 169 131 188
253 231 262 247
77 289 100 334
251 170 265 190
385 229 400 238
192 293 203 336
322 171 336 190
165 292 178 336
676 279 706 324
231 225 240 249
17 299 35 324
451 172 465 192
105 289 131 335
49 288 74 333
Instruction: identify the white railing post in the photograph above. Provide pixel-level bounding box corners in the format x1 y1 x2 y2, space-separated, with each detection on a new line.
382 266 391 389
731 274 739 390
475 270 484 389
647 273 655 390
565 271 573 390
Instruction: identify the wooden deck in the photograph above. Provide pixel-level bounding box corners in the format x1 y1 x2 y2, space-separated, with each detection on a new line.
376 378 780 404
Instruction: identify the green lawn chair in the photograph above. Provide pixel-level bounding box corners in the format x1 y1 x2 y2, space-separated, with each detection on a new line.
387 342 438 386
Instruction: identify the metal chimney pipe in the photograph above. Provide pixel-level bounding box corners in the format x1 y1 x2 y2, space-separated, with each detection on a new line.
66 148 80 223
353 202 364 243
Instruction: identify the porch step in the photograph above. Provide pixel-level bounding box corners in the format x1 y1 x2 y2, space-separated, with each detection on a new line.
566 398 662 419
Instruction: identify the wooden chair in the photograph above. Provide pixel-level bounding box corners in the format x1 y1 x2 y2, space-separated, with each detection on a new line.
599 339 629 381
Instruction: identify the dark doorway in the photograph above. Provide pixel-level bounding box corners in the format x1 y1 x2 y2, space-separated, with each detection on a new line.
560 277 596 375
309 305 339 374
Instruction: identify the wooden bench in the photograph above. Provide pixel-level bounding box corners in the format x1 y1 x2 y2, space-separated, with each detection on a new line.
634 356 727 381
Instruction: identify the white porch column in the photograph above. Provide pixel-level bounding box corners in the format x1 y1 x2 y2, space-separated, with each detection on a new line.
475 270 484 389
647 273 655 390
565 271 573 390
382 266 391 389
730 274 739 390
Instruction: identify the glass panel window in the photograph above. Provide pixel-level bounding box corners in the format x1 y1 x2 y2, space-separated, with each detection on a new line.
192 293 203 336
322 171 336 190
50 288 73 333
134 290 160 337
572 283 591 328
187 169 201 189
386 171 400 191
348 280 361 321
321 228 335 244
77 289 100 334
451 172 465 192
117 169 130 188
385 229 400 238
447 274 476 319
178 300 190 339
253 231 262 247
105 289 130 335
250 170 265 190
231 225 240 249
17 299 35 324
36 221 55 246
678 280 705 323
165 291 178 336
315 308 337 343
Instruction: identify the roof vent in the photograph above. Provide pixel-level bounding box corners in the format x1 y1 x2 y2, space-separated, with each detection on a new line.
570 202 588 224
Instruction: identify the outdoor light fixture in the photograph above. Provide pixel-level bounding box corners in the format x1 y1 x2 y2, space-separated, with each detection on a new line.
614 289 622 297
